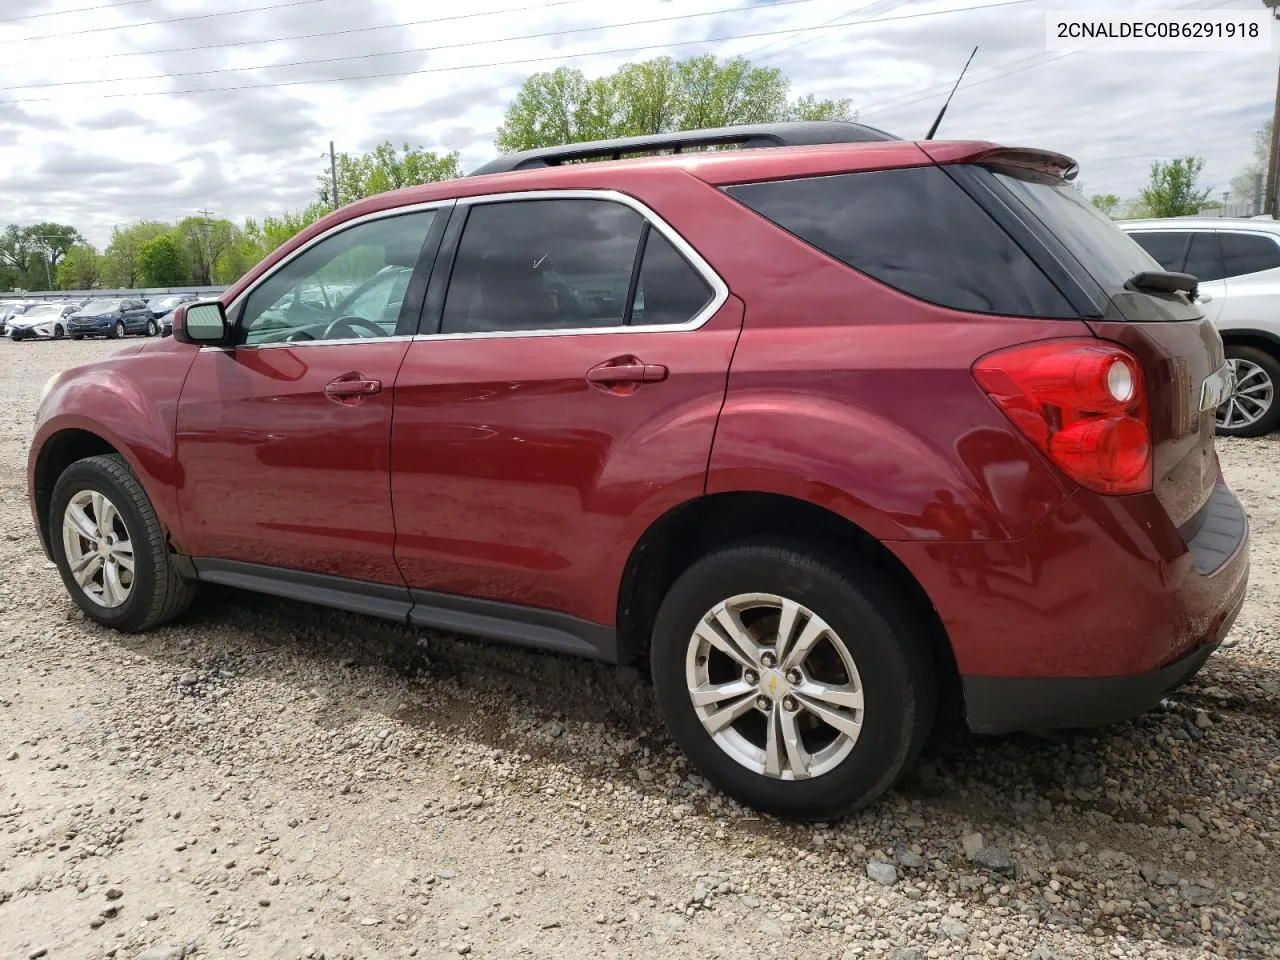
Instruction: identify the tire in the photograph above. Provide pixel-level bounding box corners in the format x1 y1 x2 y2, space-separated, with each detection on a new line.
70 334 83 341
1218 345 1280 438
110 320 125 339
49 453 196 632
145 319 157 337
54 325 65 340
650 540 935 820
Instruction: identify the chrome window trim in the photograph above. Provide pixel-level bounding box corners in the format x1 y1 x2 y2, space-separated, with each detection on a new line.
217 200 454 350
419 188 728 340
210 189 727 351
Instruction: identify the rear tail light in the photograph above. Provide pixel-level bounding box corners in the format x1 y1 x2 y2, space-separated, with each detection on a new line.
973 339 1151 495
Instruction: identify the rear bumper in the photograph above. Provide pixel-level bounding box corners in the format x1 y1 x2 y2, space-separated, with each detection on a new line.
888 481 1249 733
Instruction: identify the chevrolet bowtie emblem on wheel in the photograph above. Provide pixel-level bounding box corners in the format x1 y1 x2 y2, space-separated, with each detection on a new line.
1201 364 1234 413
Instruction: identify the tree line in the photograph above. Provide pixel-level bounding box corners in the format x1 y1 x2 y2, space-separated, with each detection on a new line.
2 51 1261 290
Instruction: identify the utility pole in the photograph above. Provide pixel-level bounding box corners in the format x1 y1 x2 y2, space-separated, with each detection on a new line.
196 209 215 285
1266 59 1280 218
329 141 340 212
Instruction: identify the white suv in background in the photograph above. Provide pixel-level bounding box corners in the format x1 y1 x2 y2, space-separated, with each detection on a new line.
1120 217 1280 437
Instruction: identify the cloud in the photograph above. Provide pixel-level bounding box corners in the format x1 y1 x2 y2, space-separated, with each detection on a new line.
0 0 1271 247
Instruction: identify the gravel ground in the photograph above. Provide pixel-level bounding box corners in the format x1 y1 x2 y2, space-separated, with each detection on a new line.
1 338 1277 960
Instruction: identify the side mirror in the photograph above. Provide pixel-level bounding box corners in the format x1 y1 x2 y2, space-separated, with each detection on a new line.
173 299 229 346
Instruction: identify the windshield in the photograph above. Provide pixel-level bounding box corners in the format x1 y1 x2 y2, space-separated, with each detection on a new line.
82 299 123 313
22 304 61 316
148 296 178 309
993 170 1159 288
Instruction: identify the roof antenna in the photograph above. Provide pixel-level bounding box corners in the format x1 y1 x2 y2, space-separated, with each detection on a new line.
925 46 978 141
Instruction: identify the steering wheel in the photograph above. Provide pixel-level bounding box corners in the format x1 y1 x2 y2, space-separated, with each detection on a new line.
322 315 385 340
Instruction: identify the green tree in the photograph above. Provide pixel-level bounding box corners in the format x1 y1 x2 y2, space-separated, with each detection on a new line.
496 55 854 153
1229 120 1270 205
101 221 170 287
1090 193 1120 217
26 222 83 271
174 216 237 285
137 234 187 286
1139 157 1212 218
317 143 461 207
56 244 101 289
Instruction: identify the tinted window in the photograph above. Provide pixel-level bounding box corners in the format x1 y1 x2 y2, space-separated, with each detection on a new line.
994 172 1161 291
1184 233 1226 283
443 200 645 334
726 167 1073 317
1220 232 1280 278
631 229 713 326
241 210 435 345
1128 232 1189 272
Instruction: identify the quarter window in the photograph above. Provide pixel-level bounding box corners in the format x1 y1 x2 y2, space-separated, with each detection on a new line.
726 167 1075 318
1220 232 1280 278
631 229 713 326
240 210 436 345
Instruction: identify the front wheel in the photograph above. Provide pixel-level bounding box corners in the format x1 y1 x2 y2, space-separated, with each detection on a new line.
50 454 196 632
650 541 936 820
145 318 157 337
110 320 125 339
1218 345 1280 438
54 325 65 340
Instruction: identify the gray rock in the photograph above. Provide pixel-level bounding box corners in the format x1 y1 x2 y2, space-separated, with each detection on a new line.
136 949 184 960
1171 728 1192 741
1031 948 1058 960
1195 711 1213 729
896 849 925 870
973 846 1016 875
890 949 925 960
759 917 784 937
1140 862 1160 883
939 918 970 941
178 672 198 687
1177 813 1206 836
530 864 546 878
961 832 985 859
1183 884 1213 906
740 895 760 909
957 875 985 893
866 861 897 887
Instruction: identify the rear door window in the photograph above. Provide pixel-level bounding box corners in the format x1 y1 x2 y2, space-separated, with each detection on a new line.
1128 232 1190 272
1184 233 1226 282
1219 232 1280 278
724 167 1074 318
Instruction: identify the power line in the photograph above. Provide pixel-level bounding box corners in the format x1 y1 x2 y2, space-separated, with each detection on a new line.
743 0 907 61
0 0 356 46
3 0 594 69
0 0 156 24
0 0 1038 104
6 0 833 91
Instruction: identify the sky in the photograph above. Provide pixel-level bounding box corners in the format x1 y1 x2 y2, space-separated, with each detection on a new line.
0 0 1275 247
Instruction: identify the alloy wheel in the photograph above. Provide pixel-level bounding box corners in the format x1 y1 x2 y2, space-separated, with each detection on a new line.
61 489 135 608
1218 358 1274 431
685 593 864 781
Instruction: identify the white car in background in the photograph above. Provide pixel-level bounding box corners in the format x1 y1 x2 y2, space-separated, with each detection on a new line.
1120 217 1280 437
6 301 78 341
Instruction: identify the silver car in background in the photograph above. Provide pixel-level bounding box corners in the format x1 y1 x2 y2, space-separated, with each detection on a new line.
1120 217 1280 437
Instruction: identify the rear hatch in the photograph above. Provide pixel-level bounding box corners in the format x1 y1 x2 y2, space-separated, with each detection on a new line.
955 153 1226 527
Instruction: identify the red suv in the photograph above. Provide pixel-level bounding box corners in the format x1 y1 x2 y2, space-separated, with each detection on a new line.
29 122 1249 819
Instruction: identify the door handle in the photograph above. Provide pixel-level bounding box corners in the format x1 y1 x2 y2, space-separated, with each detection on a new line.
586 359 669 385
324 376 382 402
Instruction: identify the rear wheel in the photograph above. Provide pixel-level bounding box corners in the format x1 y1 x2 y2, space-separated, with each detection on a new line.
650 541 935 820
145 318 157 337
1218 345 1280 437
50 454 196 632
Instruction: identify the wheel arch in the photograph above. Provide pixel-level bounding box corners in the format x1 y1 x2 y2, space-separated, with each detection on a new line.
32 427 119 556
1219 327 1280 357
615 490 959 701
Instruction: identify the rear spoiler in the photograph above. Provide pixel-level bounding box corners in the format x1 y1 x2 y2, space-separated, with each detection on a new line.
917 143 1079 181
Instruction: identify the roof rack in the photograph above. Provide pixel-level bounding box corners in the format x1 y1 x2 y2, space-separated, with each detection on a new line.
467 121 901 177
